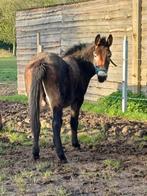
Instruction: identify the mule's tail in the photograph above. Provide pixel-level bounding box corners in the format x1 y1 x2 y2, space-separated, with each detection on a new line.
30 64 46 159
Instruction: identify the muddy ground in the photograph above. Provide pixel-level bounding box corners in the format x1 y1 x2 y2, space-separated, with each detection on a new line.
0 101 147 196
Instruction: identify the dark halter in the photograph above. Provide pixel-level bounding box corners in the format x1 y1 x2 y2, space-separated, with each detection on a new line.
94 66 107 75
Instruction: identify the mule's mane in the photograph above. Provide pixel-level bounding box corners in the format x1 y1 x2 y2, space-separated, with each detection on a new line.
63 37 108 57
63 43 87 57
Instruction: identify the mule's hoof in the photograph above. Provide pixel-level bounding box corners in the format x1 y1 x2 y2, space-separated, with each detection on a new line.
60 158 68 164
58 154 67 164
33 154 40 161
72 143 81 150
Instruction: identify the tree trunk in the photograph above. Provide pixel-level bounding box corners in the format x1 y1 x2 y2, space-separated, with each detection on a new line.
13 41 16 56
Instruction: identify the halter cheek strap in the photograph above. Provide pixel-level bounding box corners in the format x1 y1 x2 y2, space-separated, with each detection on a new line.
95 66 101 74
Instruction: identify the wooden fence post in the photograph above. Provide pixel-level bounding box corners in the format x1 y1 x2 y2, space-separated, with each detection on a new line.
37 32 43 53
132 0 142 93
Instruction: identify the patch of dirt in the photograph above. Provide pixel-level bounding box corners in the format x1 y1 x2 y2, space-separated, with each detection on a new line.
0 101 147 196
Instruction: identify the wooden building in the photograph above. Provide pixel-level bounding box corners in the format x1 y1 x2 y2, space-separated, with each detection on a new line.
16 0 147 101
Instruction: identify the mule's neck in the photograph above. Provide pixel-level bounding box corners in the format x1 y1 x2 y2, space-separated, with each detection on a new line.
75 44 96 78
63 43 96 78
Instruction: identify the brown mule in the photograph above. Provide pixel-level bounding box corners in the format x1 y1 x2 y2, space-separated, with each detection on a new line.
25 34 113 162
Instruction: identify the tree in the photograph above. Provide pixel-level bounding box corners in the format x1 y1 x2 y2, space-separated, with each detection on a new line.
0 0 37 55
0 0 83 55
0 0 20 55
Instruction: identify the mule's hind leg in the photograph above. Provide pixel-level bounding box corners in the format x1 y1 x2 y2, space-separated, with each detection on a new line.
70 99 84 149
52 106 67 163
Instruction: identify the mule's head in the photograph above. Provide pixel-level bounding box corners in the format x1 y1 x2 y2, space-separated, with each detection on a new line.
93 34 113 83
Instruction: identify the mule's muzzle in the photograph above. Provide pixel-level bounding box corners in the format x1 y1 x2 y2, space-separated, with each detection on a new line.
96 70 107 83
97 75 107 83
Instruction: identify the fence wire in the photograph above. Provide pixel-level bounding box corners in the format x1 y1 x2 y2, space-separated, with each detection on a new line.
110 96 147 102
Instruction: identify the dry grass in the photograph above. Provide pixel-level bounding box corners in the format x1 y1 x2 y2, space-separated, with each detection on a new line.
0 49 12 58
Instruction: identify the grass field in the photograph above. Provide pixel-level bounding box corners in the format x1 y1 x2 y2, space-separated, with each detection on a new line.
0 57 17 82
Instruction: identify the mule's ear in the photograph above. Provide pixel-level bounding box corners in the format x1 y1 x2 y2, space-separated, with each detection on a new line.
95 34 101 45
107 34 113 47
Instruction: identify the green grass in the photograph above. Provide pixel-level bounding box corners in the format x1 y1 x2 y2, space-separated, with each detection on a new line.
0 49 13 58
0 185 7 196
0 140 13 156
103 159 123 171
0 57 17 82
0 94 28 104
6 132 27 144
0 158 10 168
36 161 52 172
18 0 88 10
13 174 26 193
79 131 107 145
0 130 31 146
0 172 7 182
82 91 147 122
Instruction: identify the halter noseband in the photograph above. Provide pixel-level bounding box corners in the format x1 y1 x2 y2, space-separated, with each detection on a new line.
95 59 118 75
94 66 107 76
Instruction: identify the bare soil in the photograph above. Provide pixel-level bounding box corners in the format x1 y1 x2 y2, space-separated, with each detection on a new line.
0 101 147 196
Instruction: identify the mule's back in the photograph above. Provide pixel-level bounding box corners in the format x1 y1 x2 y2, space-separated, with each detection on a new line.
44 53 80 107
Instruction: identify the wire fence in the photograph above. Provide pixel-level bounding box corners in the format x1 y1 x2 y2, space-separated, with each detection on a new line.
108 95 147 103
121 36 147 112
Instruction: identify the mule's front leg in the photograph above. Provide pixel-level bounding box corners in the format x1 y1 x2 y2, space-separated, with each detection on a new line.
70 114 80 149
70 100 83 149
52 107 67 163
